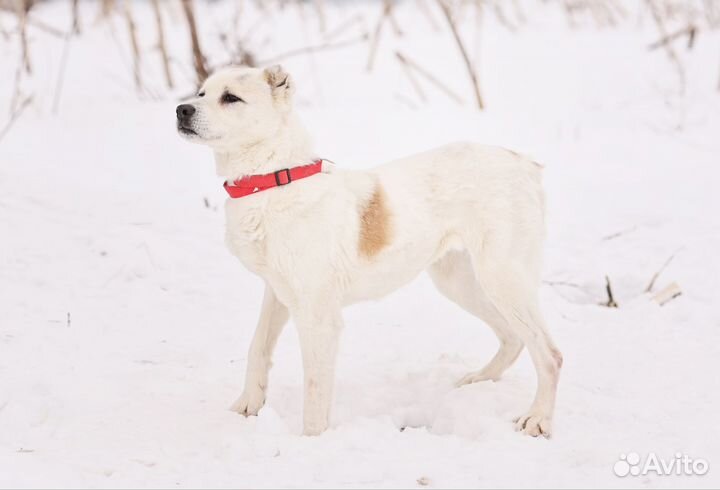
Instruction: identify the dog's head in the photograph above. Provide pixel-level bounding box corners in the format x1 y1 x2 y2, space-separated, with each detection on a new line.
176 65 294 152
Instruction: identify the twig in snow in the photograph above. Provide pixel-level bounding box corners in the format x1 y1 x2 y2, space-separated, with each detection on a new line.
383 0 403 37
645 250 680 293
543 280 583 289
52 32 72 114
645 0 686 94
437 0 484 109
394 92 420 110
366 1 390 72
395 51 465 105
27 17 67 38
71 0 81 34
123 0 143 92
601 225 637 241
396 54 427 103
151 0 174 89
98 0 115 19
417 0 440 31
313 0 326 32
181 0 208 85
0 95 32 144
324 14 365 42
648 24 697 51
652 282 682 306
259 35 367 65
14 0 32 74
604 275 618 308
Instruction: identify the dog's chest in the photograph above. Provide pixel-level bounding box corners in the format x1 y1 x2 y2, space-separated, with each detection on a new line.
224 201 269 271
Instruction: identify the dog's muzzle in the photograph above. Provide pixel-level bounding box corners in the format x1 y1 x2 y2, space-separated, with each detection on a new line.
176 104 197 135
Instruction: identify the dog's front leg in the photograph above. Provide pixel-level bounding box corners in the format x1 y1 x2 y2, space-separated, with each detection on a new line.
294 306 343 436
231 283 289 416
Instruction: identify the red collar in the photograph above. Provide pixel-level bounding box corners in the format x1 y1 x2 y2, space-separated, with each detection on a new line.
223 160 324 199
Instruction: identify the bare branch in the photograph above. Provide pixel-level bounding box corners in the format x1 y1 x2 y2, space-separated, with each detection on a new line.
181 0 208 85
437 0 484 109
645 0 686 94
52 33 72 114
601 225 638 241
260 35 367 66
648 24 696 51
324 13 365 42
645 250 680 293
71 0 80 34
0 95 32 144
604 275 618 308
14 0 32 74
383 0 403 37
313 0 326 32
653 282 682 306
123 0 142 92
98 0 115 19
366 1 389 72
27 17 67 38
395 51 465 104
151 0 174 89
417 0 440 31
396 54 427 103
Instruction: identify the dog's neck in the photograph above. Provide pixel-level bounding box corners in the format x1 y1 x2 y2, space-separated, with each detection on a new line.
213 114 316 181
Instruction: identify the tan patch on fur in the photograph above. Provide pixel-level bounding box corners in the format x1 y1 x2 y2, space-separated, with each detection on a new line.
358 184 391 258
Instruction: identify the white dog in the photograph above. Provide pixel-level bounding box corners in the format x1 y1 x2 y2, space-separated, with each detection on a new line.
176 65 562 438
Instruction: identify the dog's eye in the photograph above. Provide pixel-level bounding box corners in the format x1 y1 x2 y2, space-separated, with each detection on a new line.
197 91 205 97
221 92 245 104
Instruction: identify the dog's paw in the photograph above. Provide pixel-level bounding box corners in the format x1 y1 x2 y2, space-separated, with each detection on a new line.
229 389 266 416
513 411 552 438
455 369 499 387
302 421 329 436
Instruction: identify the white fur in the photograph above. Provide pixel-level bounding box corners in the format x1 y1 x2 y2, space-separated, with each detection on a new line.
177 66 562 438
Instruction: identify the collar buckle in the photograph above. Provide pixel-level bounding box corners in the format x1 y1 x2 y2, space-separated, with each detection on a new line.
274 168 292 186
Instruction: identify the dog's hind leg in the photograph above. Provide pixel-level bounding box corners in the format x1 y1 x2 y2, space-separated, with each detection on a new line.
467 242 562 438
231 283 289 416
428 250 524 384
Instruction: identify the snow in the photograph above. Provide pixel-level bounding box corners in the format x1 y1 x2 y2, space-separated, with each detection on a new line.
1 1 719 488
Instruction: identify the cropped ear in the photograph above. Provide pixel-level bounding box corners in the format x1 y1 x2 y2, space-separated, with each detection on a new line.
263 65 294 103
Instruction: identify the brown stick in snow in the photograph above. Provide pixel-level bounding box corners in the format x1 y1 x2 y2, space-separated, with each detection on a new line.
383 0 403 37
0 95 32 144
313 0 326 32
14 0 32 73
71 0 80 34
395 52 465 105
151 0 174 89
645 251 680 293
396 53 427 103
181 0 208 85
437 0 484 109
123 0 142 92
648 24 696 51
604 275 618 308
645 0 685 93
260 35 367 66
52 32 72 114
324 14 365 42
366 1 389 72
652 282 682 306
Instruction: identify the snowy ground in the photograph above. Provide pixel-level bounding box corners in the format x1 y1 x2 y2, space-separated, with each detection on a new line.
1 1 719 488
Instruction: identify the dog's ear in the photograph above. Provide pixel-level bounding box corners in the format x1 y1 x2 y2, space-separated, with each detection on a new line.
263 65 294 103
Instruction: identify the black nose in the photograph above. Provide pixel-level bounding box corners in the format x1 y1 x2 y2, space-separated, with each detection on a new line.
176 104 196 120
